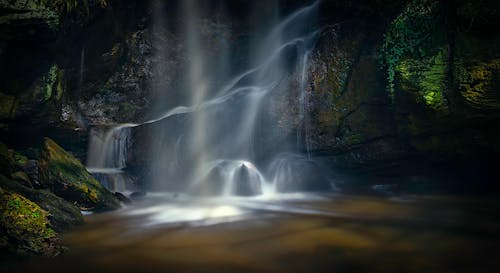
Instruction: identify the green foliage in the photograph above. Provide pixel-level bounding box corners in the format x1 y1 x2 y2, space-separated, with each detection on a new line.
380 0 443 97
397 48 448 110
40 64 58 102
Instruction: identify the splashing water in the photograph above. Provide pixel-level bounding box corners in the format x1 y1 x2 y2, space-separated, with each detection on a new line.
86 1 328 197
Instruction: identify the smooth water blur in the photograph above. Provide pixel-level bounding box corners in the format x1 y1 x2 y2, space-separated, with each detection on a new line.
85 1 324 196
5 193 500 273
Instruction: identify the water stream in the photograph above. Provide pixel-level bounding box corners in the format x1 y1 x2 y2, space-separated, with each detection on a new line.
86 1 325 196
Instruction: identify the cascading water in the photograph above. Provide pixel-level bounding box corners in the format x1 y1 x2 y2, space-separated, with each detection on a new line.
86 0 329 197
86 126 132 192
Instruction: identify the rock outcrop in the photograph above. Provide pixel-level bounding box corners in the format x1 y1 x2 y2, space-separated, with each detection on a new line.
39 138 120 211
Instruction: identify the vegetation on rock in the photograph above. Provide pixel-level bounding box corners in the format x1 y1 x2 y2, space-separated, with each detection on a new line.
0 174 84 232
0 187 61 257
40 137 119 211
380 0 445 102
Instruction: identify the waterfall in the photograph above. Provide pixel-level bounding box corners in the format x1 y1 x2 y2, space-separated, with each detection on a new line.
86 0 328 196
86 126 132 192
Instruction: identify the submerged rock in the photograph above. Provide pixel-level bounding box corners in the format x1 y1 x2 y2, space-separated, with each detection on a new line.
0 187 62 257
234 164 263 196
39 138 120 211
130 191 147 201
114 192 132 204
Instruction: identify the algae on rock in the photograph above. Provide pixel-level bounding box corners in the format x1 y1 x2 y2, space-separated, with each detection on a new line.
39 138 119 211
0 187 62 257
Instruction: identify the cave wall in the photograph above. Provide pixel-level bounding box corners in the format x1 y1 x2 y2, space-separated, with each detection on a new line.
299 0 500 181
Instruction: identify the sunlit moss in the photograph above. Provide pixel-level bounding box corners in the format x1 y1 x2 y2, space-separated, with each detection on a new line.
40 138 119 210
395 49 448 111
419 50 447 109
380 0 443 98
0 188 57 256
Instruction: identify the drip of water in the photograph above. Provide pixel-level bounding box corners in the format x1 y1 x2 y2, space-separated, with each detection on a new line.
86 1 327 196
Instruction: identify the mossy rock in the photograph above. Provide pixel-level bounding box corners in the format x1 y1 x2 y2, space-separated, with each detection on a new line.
0 175 83 232
0 187 62 257
10 171 32 188
39 138 120 211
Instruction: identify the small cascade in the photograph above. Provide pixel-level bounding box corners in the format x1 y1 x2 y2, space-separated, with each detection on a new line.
298 50 313 159
86 126 132 192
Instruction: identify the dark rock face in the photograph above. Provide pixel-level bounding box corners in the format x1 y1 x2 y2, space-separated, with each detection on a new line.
21 160 41 188
284 0 500 181
304 24 407 172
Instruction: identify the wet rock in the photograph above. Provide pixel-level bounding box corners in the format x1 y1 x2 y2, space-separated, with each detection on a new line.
22 160 42 188
270 156 331 193
234 164 262 196
39 137 120 211
0 174 83 232
114 192 132 204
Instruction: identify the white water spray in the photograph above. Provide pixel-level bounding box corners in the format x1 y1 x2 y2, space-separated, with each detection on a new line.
86 1 326 196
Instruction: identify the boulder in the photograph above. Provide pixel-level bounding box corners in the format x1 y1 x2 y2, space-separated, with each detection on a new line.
39 137 120 211
0 175 83 232
0 187 62 257
114 192 132 204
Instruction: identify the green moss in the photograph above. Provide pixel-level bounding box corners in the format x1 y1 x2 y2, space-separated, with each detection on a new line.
397 49 448 110
0 187 58 256
380 0 444 98
455 57 500 109
40 138 119 211
0 174 84 232
12 151 28 167
43 64 58 102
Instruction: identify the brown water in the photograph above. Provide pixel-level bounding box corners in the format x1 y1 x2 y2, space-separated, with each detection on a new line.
3 193 500 273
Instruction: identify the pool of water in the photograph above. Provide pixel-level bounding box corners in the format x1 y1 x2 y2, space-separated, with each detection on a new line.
3 193 500 273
